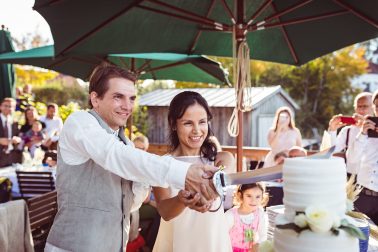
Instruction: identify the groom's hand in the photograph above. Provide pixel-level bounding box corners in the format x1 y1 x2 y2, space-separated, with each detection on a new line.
185 164 219 208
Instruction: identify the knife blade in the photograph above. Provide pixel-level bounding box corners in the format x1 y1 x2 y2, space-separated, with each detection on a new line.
212 164 283 196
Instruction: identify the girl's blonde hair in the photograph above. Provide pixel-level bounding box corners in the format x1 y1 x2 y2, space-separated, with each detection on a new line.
233 182 269 207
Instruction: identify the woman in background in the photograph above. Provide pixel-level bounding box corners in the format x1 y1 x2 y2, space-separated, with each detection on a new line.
263 106 302 167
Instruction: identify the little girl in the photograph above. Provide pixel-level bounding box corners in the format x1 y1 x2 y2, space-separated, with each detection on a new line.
225 183 269 252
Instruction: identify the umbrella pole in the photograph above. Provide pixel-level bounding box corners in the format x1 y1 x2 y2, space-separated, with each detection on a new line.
236 0 245 172
236 110 243 172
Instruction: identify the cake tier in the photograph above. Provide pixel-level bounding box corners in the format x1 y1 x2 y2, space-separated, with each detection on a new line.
283 157 347 220
274 214 359 252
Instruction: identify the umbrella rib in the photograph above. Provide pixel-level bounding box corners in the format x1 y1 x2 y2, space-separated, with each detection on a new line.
219 0 236 24
333 0 378 28
131 58 136 72
146 61 189 73
58 0 145 56
248 10 348 31
137 4 229 30
246 0 273 26
146 0 228 28
271 2 299 65
118 57 130 70
249 0 312 27
138 59 153 73
188 0 217 54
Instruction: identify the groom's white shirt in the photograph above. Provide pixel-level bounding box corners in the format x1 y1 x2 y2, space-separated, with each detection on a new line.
45 111 190 251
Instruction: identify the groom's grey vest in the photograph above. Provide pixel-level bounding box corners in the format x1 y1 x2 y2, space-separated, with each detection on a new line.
47 111 134 252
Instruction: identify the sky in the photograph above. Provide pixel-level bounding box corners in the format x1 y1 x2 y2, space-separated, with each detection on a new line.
0 0 53 46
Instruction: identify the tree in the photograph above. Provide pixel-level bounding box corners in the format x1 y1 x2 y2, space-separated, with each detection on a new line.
213 46 368 137
15 65 59 87
260 46 368 137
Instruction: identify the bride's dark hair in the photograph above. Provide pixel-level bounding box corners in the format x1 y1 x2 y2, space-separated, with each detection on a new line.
168 91 217 161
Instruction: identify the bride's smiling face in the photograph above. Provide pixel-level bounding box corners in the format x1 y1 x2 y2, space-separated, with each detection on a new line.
176 103 209 153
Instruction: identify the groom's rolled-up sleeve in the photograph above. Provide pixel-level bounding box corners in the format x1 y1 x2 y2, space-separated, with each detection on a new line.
59 111 190 189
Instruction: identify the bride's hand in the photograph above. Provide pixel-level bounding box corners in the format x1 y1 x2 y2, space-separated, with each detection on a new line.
177 190 212 213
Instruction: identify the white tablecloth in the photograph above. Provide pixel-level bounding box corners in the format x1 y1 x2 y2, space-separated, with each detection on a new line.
0 165 56 197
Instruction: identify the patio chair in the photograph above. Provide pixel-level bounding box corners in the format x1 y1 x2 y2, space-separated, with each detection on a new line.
250 160 264 170
16 170 55 199
27 190 58 252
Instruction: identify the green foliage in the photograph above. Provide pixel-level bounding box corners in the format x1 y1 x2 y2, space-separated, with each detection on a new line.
214 46 368 137
137 80 172 95
175 81 219 88
132 103 149 136
58 102 81 122
34 102 47 117
15 65 59 87
33 82 88 108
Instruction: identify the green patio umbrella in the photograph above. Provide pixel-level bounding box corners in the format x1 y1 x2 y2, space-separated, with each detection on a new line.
0 45 230 84
33 0 378 169
34 0 378 65
0 27 15 101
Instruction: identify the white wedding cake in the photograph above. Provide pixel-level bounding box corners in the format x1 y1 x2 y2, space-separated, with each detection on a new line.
272 157 359 252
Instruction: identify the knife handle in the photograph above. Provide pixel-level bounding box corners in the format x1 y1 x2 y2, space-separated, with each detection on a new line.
212 170 225 197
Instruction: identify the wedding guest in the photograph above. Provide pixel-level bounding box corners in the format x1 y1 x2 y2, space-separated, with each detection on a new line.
225 183 269 252
20 106 46 135
274 151 288 165
265 151 287 207
288 146 307 158
0 98 22 167
153 91 234 252
40 103 63 150
23 121 45 158
264 107 302 167
326 92 373 176
133 135 149 151
45 64 219 252
127 135 151 251
347 90 378 224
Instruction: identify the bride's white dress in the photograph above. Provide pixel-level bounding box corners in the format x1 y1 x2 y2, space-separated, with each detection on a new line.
153 155 232 252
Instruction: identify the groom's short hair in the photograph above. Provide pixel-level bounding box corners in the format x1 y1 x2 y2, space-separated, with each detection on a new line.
88 63 137 108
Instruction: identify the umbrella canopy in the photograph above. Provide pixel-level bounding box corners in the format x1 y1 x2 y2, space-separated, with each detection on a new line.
0 27 15 101
33 0 378 170
0 45 230 84
34 0 378 65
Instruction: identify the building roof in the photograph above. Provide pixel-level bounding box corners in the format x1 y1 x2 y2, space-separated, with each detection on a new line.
139 86 299 109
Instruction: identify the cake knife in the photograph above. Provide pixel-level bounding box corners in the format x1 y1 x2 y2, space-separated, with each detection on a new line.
212 146 336 196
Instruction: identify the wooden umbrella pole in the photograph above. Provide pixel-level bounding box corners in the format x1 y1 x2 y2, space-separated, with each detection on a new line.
236 0 245 172
236 107 243 171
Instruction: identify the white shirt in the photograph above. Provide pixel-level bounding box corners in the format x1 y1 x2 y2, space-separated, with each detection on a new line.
40 115 63 142
59 111 190 189
46 111 192 252
0 113 12 138
347 133 378 192
329 125 361 174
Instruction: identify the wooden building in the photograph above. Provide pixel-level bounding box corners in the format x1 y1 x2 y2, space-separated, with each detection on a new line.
139 86 299 147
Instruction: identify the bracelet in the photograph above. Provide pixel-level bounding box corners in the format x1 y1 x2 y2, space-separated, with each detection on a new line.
208 198 223 213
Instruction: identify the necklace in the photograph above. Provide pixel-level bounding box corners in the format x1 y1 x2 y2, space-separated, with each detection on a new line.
241 211 255 244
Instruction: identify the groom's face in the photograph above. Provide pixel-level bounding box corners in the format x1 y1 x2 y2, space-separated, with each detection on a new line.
90 77 136 130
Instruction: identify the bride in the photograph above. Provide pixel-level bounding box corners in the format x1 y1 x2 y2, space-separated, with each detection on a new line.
153 91 235 252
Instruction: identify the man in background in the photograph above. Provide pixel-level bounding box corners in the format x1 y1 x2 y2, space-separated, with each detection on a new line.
0 98 22 167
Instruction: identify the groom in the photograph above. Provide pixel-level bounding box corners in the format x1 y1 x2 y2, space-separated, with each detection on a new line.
45 64 219 251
